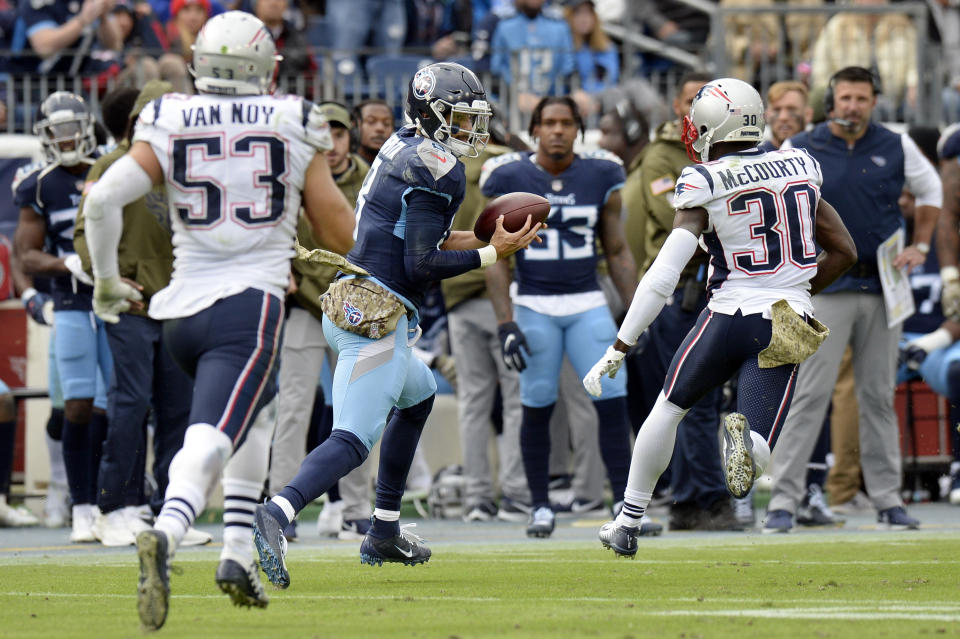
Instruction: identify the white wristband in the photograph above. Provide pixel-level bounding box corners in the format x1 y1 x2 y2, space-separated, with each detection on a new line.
478 244 498 268
910 327 953 353
941 265 960 282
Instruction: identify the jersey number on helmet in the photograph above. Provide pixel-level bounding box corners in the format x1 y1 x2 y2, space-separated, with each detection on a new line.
728 182 818 274
171 134 287 228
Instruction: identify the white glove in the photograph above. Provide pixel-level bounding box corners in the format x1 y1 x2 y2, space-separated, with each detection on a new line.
582 345 626 397
93 275 142 324
942 266 960 322
64 254 94 286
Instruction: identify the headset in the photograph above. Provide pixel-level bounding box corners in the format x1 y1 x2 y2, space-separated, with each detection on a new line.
614 99 648 147
823 66 882 116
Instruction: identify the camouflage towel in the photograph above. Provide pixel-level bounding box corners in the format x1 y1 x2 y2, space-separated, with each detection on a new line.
757 299 829 369
320 277 406 340
294 242 369 277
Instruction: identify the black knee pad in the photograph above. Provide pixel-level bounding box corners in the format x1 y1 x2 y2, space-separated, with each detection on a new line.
399 394 435 425
46 408 65 441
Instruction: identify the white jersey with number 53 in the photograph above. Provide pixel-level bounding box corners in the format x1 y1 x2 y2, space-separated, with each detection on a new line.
673 146 823 317
134 93 332 319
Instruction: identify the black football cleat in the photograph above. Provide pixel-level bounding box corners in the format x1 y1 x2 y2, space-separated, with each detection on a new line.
216 558 269 608
253 505 290 589
136 529 171 632
360 524 431 567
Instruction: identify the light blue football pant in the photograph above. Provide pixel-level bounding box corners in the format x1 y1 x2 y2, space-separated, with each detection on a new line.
322 313 437 452
515 304 626 407
50 313 108 409
899 332 960 398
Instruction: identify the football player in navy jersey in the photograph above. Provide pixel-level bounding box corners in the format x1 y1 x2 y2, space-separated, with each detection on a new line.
254 62 542 585
13 92 113 545
482 96 639 538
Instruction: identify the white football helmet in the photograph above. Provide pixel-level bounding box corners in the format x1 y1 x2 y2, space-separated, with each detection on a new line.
681 78 764 163
33 91 97 167
191 11 282 96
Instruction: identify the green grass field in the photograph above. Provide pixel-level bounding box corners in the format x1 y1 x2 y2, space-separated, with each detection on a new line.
2 531 960 639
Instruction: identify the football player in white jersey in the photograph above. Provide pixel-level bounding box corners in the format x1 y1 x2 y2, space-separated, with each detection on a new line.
582 78 857 558
82 11 355 630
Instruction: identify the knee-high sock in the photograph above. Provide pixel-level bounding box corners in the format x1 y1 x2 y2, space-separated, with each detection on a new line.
0 420 14 497
616 394 688 528
369 396 434 539
520 403 555 509
268 429 367 528
593 396 632 503
62 417 92 505
46 408 64 441
222 396 276 564
154 423 231 553
88 411 108 505
305 388 341 502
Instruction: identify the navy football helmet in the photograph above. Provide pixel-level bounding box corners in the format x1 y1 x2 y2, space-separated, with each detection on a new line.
33 91 97 167
405 62 491 158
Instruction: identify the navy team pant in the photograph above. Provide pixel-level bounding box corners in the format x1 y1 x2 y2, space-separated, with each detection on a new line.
163 288 284 448
664 308 798 449
634 288 727 508
97 314 193 515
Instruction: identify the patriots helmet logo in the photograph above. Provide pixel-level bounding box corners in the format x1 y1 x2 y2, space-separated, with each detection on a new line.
412 68 436 100
343 300 364 326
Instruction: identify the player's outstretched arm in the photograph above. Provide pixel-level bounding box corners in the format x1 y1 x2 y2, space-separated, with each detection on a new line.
808 198 857 296
597 191 638 309
583 207 705 397
302 153 356 256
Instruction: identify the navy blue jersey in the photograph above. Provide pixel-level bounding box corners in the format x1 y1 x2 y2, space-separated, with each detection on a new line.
347 126 467 311
903 236 943 335
13 161 93 310
479 150 625 295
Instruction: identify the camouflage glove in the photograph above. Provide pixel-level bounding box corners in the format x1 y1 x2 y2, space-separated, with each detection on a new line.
941 266 960 322
582 345 625 397
93 275 142 324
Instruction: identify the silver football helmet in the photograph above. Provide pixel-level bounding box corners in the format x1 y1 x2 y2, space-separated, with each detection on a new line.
191 11 282 96
33 91 97 167
681 78 765 163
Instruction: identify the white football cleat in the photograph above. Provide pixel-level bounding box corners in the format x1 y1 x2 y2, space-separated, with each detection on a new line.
70 504 98 543
180 526 213 546
316 499 344 538
93 509 136 546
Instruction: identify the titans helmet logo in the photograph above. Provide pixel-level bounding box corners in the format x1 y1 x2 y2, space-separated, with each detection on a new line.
412 68 436 100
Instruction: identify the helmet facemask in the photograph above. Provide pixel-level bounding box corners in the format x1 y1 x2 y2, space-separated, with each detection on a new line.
35 109 96 167
428 98 491 158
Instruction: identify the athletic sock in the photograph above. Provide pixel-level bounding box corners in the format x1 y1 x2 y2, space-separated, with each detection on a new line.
374 396 434 513
0 420 14 497
274 430 367 527
88 411 108 504
369 509 400 539
593 397 632 504
519 403 555 508
62 417 92 505
221 479 261 566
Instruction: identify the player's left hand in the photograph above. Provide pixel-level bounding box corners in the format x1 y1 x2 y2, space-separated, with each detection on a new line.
942 269 960 322
892 246 926 272
582 345 626 397
93 275 143 323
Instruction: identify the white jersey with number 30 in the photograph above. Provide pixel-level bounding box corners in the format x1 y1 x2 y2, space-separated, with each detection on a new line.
673 146 823 317
134 93 332 320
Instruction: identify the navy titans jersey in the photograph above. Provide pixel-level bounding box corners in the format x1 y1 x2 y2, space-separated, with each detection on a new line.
347 126 466 311
479 150 625 295
13 161 93 311
903 237 943 335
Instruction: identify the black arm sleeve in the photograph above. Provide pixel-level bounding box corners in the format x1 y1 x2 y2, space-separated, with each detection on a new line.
403 188 482 282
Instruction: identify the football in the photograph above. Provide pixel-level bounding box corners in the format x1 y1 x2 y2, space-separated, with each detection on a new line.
474 192 551 243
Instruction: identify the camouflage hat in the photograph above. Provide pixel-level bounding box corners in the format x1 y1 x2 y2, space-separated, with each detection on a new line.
318 102 352 129
130 80 174 120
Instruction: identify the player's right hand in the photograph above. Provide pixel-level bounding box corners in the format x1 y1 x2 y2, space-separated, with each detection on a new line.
21 288 54 326
497 321 529 371
583 345 626 397
93 275 143 324
489 215 544 260
942 270 960 322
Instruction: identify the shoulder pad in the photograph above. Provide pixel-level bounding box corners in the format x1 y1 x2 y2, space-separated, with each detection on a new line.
479 151 527 192
578 148 624 166
938 123 960 160
412 139 458 182
11 161 44 196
